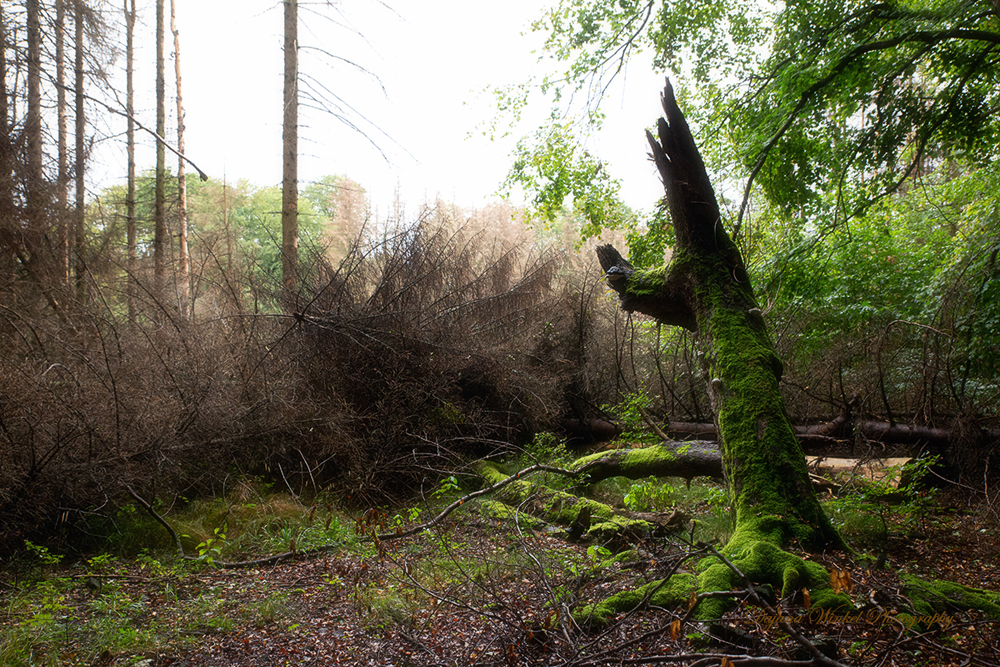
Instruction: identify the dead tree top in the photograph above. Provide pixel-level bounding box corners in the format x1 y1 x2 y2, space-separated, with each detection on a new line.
596 79 750 331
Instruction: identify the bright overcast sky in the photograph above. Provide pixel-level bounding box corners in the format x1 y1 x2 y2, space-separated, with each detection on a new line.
112 0 669 218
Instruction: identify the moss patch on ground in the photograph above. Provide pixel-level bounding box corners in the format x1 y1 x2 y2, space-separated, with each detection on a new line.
899 573 1000 629
573 573 698 629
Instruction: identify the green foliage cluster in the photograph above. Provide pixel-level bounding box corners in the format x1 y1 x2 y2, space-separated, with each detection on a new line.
622 477 674 512
603 390 661 444
524 431 572 465
501 123 638 244
519 0 1000 225
502 0 1000 429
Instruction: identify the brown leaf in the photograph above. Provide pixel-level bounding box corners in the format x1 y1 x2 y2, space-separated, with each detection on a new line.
830 568 854 594
802 587 811 609
688 590 698 610
841 569 854 593
670 618 681 640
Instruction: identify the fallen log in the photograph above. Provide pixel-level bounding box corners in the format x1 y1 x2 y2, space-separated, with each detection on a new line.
573 443 910 493
665 418 999 449
574 441 723 483
475 462 675 541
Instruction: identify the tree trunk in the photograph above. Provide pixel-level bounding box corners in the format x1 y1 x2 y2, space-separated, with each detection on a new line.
171 0 189 316
56 0 70 285
154 0 167 298
281 0 299 300
0 5 12 277
74 0 86 302
26 0 44 254
126 0 137 325
596 81 842 553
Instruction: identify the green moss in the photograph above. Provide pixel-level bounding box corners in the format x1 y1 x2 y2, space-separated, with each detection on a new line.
693 270 844 552
691 518 852 620
475 500 547 530
899 574 1000 630
573 573 698 629
622 265 668 297
571 444 681 482
475 462 653 539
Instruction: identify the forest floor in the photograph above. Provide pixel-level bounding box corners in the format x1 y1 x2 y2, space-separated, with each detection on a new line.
3 485 1000 667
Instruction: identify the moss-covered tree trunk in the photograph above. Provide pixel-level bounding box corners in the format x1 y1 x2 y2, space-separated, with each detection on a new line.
598 81 843 553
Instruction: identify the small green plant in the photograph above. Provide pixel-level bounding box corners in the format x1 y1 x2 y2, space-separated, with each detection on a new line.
586 544 612 561
391 502 427 528
194 527 227 566
24 580 71 630
136 549 170 576
623 477 674 512
25 540 64 566
247 591 295 625
186 592 235 633
525 432 570 465
432 475 461 499
896 454 940 532
87 553 118 573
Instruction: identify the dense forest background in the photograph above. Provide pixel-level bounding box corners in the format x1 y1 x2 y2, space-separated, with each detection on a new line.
1 0 998 556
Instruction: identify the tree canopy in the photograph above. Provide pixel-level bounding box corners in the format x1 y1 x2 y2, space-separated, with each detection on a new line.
512 0 1000 238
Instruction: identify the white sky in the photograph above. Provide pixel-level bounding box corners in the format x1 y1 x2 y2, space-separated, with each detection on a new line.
106 0 669 218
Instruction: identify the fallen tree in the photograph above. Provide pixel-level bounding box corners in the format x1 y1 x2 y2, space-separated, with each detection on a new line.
664 418 1000 451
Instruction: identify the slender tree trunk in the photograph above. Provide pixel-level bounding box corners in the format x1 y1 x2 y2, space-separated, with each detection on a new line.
56 0 70 284
0 5 12 276
171 0 189 316
74 0 87 302
126 0 137 324
224 177 233 271
26 0 44 253
154 0 167 298
282 0 299 300
597 81 842 551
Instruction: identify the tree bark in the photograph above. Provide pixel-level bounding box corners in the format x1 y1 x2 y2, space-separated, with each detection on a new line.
573 441 723 483
56 0 70 284
74 0 87 302
26 0 44 254
0 5 11 277
282 0 299 300
171 0 189 316
597 81 842 551
154 0 167 297
126 0 137 325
